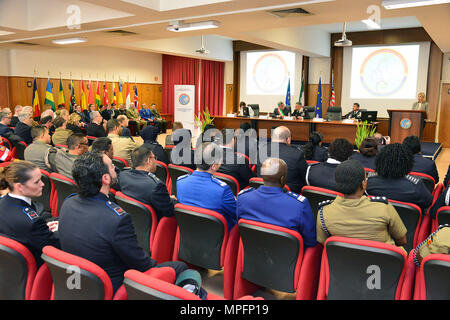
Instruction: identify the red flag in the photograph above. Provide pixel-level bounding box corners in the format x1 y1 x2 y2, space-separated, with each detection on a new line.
102 81 109 106
88 80 94 105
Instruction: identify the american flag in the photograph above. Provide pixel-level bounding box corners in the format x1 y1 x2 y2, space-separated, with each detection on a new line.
330 71 335 107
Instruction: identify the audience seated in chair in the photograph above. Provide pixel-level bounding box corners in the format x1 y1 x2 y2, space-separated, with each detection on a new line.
14 110 34 145
350 137 378 170
140 125 169 165
302 131 328 163
402 135 439 183
86 111 107 138
24 125 53 172
51 116 73 146
0 109 14 138
107 119 141 168
52 133 89 179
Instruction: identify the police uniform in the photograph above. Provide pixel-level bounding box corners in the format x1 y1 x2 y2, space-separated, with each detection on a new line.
143 141 170 165
24 140 52 172
0 194 60 267
257 142 308 194
58 192 187 293
119 169 175 220
349 152 376 170
345 110 362 120
413 225 450 266
316 195 407 246
176 170 237 231
237 186 317 248
411 154 439 184
291 108 306 119
366 173 433 210
429 186 450 219
217 146 256 190
306 159 341 191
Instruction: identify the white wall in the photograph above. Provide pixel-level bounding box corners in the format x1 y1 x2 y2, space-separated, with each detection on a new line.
0 49 9 76
7 46 162 83
309 57 331 85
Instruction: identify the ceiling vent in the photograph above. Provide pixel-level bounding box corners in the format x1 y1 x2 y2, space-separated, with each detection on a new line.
268 7 313 18
106 30 137 36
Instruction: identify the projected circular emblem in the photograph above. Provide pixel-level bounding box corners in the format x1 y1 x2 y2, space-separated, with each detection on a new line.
360 49 408 97
400 118 412 129
178 94 190 105
252 53 289 94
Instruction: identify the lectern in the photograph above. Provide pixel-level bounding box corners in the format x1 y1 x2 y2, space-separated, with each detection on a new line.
387 110 427 143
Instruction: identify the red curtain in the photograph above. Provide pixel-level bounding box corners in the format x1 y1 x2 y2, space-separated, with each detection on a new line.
200 59 224 116
162 54 199 114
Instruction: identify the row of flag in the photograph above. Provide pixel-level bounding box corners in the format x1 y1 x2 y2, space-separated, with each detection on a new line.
33 77 140 117
284 70 335 119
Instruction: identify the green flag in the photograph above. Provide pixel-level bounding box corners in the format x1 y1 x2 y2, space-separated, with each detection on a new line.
298 71 305 105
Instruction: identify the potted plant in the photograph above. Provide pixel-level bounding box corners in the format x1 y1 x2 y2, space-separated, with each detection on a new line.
194 107 215 132
355 121 377 149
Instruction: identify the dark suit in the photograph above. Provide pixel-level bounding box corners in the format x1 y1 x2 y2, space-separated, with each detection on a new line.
10 116 19 127
0 124 13 137
257 142 308 193
411 154 439 183
143 141 169 165
14 122 33 144
272 106 291 117
218 146 256 190
306 161 340 191
86 123 107 138
350 152 376 170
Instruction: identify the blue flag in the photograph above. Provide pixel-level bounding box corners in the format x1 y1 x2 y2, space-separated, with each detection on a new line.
315 77 322 118
285 78 291 107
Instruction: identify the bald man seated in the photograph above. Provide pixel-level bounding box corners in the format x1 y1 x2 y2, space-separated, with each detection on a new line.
237 158 317 248
257 126 308 193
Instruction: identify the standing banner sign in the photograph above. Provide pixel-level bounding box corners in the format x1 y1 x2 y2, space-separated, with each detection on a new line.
174 85 196 135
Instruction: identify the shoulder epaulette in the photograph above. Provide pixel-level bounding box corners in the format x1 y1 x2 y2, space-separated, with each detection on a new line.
318 199 333 208
370 196 389 204
177 174 190 181
147 172 161 183
287 191 306 203
366 171 377 178
64 193 77 201
406 175 420 185
238 187 254 196
105 200 127 217
22 206 39 221
212 177 228 187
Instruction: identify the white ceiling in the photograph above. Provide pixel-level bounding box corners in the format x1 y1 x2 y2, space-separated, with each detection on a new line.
0 0 449 58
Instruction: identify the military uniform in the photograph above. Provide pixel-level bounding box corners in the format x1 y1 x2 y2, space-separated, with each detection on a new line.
51 128 73 146
126 107 147 132
53 150 78 179
24 140 52 172
217 146 256 190
366 172 433 210
119 169 175 220
177 170 237 231
143 142 169 165
316 196 407 246
345 110 362 120
350 152 376 170
411 154 439 184
414 225 450 266
306 159 341 191
58 193 187 293
257 142 308 194
0 194 60 267
237 186 317 248
151 108 167 133
107 133 141 167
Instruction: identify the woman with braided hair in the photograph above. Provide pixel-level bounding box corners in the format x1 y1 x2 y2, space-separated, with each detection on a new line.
303 131 328 162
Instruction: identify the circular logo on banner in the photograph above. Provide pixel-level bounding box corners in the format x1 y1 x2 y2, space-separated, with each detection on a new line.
400 118 412 129
178 94 190 106
360 48 408 97
252 53 289 94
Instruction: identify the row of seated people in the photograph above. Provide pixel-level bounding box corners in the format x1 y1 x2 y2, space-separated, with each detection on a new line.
0 149 447 299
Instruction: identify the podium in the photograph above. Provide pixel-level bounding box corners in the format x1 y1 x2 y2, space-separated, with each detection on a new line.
388 110 427 143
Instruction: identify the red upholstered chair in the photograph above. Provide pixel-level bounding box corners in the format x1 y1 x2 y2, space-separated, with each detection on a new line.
306 160 319 165
155 160 172 194
317 237 411 300
233 219 322 300
54 144 68 150
0 235 37 300
168 164 194 197
248 177 291 192
14 140 28 160
0 136 12 150
409 171 436 194
49 172 77 217
213 172 240 196
301 186 343 222
40 245 126 300
112 156 129 171
123 269 264 300
164 145 175 161
86 135 97 146
414 254 450 300
0 161 12 167
364 167 375 173
235 152 256 173
31 169 53 214
432 206 450 232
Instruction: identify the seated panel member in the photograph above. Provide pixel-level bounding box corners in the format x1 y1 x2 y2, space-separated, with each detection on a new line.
150 103 167 133
306 138 354 191
58 152 190 294
119 145 175 220
177 142 237 231
316 160 407 248
366 143 433 211
237 158 317 248
291 102 307 119
0 161 60 267
238 101 249 117
217 128 256 190
24 126 53 172
402 135 439 183
272 101 291 118
344 103 362 120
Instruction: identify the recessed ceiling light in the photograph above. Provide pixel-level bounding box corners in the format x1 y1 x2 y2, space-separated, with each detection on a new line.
52 37 88 45
167 20 220 32
382 0 450 9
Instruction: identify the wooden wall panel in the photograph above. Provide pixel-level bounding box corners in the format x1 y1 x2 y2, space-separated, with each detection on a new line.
427 42 443 122
226 84 234 114
0 76 10 108
438 83 450 147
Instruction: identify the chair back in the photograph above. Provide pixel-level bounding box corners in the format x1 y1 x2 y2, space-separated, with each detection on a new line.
41 246 113 300
86 136 97 146
114 192 157 255
164 145 175 162
301 186 343 222
15 141 27 160
49 173 77 217
237 219 304 293
388 200 422 252
155 160 171 190
0 235 37 300
168 164 194 197
173 204 229 270
112 156 129 171
318 236 407 300
435 207 450 231
419 254 450 300
213 172 240 196
325 106 342 121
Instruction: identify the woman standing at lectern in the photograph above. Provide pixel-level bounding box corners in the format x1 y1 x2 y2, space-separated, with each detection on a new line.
412 92 429 115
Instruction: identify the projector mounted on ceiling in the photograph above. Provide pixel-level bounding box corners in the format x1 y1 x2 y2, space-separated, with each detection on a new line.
334 22 352 47
195 35 210 55
167 20 220 32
